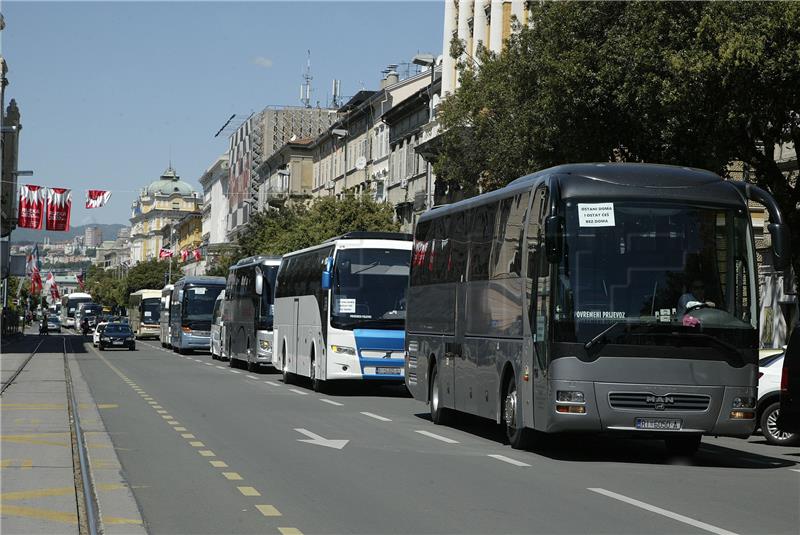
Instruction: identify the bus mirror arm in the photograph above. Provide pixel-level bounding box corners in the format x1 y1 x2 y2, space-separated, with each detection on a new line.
731 182 791 271
545 215 563 263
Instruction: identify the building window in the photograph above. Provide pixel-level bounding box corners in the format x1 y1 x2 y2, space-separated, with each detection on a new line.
172 202 180 210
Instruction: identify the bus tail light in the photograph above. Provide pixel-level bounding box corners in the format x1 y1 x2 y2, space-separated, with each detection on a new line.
781 367 789 393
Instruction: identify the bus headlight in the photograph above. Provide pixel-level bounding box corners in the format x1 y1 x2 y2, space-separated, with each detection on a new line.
259 340 272 351
732 397 755 409
331 345 356 356
556 391 585 403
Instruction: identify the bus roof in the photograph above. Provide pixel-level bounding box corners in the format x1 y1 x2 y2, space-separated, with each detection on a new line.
173 276 225 287
232 255 282 269
130 289 162 297
323 231 412 243
63 292 92 301
420 163 746 225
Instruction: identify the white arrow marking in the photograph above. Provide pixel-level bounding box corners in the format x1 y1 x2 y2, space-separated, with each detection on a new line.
295 428 349 450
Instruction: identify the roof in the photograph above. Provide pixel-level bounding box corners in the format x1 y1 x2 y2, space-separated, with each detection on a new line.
146 166 196 196
233 255 282 268
323 231 413 243
173 276 226 286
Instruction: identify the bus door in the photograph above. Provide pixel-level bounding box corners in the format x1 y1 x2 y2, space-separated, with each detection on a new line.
526 185 550 428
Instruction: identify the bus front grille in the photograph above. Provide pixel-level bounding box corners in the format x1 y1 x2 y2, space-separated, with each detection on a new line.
608 392 710 412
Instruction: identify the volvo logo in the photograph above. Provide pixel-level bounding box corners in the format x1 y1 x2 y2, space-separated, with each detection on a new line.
647 395 675 411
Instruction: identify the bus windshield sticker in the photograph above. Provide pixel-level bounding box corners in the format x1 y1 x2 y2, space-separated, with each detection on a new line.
578 202 615 227
144 311 152 317
574 310 626 319
192 287 206 295
336 298 356 314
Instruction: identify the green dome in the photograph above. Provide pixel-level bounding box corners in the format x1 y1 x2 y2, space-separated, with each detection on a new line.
146 166 195 196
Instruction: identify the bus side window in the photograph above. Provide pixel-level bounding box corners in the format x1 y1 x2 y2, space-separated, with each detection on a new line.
468 202 498 282
527 187 550 349
449 211 468 283
491 192 530 279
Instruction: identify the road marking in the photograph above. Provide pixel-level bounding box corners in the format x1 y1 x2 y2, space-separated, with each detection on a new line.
156 410 167 414
166 420 180 425
189 441 205 447
414 430 459 444
289 389 308 396
174 427 187 432
237 486 261 496
588 488 738 535
295 428 349 449
319 399 343 406
13 418 41 424
198 450 215 457
181 433 196 439
487 454 531 467
246 375 259 380
1 433 69 447
222 472 242 480
361 412 391 422
790 468 800 473
255 504 282 517
278 528 303 535
265 381 281 387
160 414 172 419
210 460 228 468
229 370 241 374
0 459 33 470
204 363 213 366
215 366 225 369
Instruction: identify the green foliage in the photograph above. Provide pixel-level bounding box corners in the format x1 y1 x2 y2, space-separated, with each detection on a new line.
437 1 800 279
86 265 126 307
124 259 180 302
205 253 237 278
239 194 400 257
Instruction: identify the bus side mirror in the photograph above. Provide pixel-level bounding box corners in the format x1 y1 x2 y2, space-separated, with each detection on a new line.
321 256 334 290
255 272 263 296
768 223 791 271
544 215 563 263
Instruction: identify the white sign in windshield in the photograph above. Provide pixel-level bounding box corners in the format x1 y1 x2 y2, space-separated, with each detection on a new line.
578 202 616 227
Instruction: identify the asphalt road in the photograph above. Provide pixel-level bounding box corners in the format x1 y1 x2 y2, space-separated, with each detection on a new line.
72 334 799 535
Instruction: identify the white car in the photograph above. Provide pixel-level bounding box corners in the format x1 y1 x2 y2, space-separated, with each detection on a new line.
758 352 799 446
93 322 109 347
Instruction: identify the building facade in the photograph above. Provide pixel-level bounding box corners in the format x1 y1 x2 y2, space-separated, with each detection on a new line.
84 225 103 248
256 138 315 212
129 167 202 264
199 154 230 261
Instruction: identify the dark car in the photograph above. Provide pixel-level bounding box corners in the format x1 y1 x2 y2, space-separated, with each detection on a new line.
778 327 800 433
98 323 136 351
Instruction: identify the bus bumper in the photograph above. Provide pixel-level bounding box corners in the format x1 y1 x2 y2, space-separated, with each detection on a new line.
256 331 274 364
542 380 757 437
181 331 211 350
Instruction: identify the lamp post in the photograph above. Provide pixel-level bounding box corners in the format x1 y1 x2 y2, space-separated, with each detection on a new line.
332 129 348 195
412 54 437 211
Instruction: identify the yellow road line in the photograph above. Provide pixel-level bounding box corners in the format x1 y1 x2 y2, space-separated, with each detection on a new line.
0 459 33 469
237 486 261 496
222 472 242 480
189 441 205 447
0 504 77 524
166 420 180 425
210 460 228 468
156 410 167 414
174 427 187 431
278 528 303 535
104 516 143 525
1 433 69 447
0 403 117 410
255 504 281 517
181 433 195 439
0 483 126 501
198 450 215 457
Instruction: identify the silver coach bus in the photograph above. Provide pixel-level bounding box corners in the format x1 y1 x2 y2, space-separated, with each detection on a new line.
160 284 173 347
223 256 281 371
169 276 225 354
406 163 791 455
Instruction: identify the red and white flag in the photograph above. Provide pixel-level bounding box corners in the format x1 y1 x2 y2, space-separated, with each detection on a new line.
17 185 45 229
86 189 112 209
180 249 188 262
45 188 72 231
193 248 202 261
45 272 60 300
159 248 174 259
30 268 43 294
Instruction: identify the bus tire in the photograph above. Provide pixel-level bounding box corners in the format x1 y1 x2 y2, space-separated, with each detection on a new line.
310 351 324 393
429 363 451 425
664 434 702 457
282 350 293 385
503 375 531 450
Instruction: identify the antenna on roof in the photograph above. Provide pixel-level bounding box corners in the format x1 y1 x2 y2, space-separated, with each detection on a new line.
300 50 313 108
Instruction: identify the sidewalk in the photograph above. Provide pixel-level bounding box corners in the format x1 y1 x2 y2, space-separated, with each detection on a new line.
1 327 145 534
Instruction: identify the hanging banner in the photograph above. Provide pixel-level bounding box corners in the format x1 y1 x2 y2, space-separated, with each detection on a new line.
193 248 201 262
46 272 60 300
159 248 174 260
180 249 188 262
86 189 112 209
30 268 43 295
17 185 45 229
45 188 72 231
76 270 85 291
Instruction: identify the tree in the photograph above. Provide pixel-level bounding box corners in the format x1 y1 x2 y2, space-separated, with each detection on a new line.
124 259 180 300
437 1 800 281
239 194 400 257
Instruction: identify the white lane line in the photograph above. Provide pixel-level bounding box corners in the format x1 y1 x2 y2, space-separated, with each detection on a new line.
289 388 309 396
588 488 738 535
361 411 391 422
790 468 800 473
204 362 213 366
229 370 241 374
319 399 343 406
265 381 281 387
215 366 225 369
414 430 459 444
246 375 259 380
487 454 531 467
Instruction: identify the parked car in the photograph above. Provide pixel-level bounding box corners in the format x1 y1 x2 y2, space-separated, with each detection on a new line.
98 323 136 351
778 327 800 435
93 322 109 347
47 315 62 333
757 351 799 446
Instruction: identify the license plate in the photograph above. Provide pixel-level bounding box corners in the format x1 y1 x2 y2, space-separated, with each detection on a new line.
635 417 682 430
376 367 401 376
113 341 124 345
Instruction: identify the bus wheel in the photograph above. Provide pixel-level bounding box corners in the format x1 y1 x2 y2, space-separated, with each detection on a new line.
429 364 451 425
664 434 702 457
311 355 324 393
503 376 531 449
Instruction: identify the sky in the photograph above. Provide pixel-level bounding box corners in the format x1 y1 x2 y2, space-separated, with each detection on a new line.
2 1 444 227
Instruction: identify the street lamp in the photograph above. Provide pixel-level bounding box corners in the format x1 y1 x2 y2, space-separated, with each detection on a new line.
13 170 33 177
331 129 348 195
412 53 437 211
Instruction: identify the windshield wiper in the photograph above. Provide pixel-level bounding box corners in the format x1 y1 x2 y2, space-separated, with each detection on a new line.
351 261 380 275
584 322 627 351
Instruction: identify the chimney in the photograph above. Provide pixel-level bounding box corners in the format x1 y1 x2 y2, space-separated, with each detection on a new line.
380 65 400 89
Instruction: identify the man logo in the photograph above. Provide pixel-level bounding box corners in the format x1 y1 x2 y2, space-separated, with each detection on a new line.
647 395 674 411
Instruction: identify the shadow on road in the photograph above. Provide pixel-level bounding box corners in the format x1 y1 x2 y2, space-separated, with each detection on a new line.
413 411 798 470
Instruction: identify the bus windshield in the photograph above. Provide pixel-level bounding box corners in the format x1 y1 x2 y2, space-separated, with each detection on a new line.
142 298 160 325
554 201 757 350
182 286 224 324
259 266 279 329
332 248 410 330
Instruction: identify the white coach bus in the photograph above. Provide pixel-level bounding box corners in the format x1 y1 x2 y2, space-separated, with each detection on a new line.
61 292 93 328
159 284 173 347
128 289 162 339
274 232 412 392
